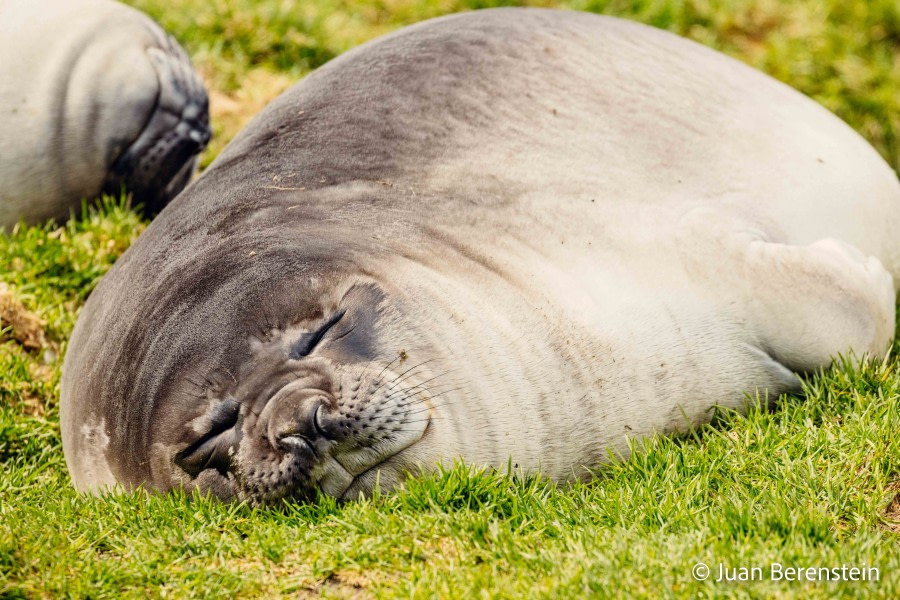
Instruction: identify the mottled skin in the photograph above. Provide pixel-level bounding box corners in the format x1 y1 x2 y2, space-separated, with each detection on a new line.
62 9 900 503
0 0 210 227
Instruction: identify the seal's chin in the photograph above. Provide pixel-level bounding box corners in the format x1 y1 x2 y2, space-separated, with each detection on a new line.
247 417 428 503
314 448 397 500
318 418 432 500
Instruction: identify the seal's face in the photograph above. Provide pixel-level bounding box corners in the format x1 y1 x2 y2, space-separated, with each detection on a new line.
153 281 436 503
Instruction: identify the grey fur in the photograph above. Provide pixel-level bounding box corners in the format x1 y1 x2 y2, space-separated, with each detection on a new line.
61 9 900 502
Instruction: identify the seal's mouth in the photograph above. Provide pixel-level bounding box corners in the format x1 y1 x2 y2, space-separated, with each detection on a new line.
336 417 433 501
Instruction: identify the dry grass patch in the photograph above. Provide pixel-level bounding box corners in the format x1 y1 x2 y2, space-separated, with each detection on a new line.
880 481 900 534
0 283 49 352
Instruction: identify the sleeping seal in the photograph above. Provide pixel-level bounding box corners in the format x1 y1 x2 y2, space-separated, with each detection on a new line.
0 0 210 227
61 8 900 503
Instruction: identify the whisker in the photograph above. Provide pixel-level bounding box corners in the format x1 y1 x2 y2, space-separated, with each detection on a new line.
391 418 443 426
368 379 392 398
369 381 454 415
367 357 405 396
403 402 453 416
378 395 451 417
375 355 401 380
396 400 456 417
369 363 423 396
383 370 457 400
385 359 437 391
395 387 463 408
387 358 436 382
357 358 376 380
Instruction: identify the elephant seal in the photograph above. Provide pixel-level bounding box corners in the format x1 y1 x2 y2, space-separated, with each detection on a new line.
0 0 210 228
61 8 900 503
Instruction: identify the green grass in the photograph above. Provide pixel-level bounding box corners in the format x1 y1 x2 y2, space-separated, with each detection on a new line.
2 0 900 597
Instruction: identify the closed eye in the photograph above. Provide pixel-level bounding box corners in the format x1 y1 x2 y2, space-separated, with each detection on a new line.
176 398 240 477
289 310 346 359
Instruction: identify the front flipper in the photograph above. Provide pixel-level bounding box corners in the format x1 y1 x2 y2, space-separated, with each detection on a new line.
679 209 895 374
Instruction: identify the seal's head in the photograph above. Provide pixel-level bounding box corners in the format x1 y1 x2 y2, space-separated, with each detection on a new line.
98 20 211 214
61 213 442 503
164 281 436 503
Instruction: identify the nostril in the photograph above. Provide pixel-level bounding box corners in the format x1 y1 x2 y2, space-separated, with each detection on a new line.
277 433 314 454
269 398 333 452
312 403 332 440
188 127 209 145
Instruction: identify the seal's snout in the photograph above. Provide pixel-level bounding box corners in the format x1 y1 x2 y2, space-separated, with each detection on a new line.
102 31 210 214
170 358 438 503
176 102 212 148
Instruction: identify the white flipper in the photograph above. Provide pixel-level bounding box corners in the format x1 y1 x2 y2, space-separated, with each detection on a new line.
680 208 895 373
